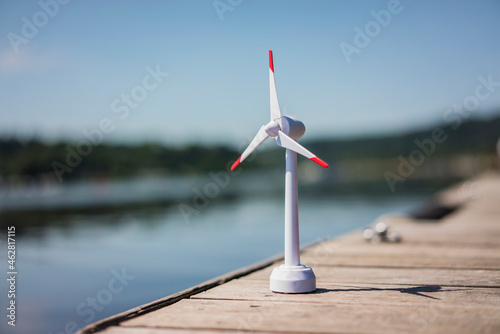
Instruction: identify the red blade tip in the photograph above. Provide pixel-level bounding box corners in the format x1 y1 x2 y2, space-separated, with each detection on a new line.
231 157 242 171
311 157 329 168
269 50 274 72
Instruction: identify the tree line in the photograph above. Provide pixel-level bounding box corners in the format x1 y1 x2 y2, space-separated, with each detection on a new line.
1 114 498 181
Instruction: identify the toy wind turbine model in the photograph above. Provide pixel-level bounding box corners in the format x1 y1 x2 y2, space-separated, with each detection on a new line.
231 50 329 293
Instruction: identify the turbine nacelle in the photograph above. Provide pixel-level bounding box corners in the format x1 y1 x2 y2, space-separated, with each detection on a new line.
280 116 305 141
264 116 305 140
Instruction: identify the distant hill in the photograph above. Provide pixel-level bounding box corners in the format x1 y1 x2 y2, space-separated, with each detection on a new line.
1 114 498 184
0 141 237 181
306 114 500 160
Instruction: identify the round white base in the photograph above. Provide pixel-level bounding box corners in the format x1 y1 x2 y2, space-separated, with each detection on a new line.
269 264 316 293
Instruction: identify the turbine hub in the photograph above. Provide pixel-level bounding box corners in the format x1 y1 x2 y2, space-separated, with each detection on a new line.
264 120 280 137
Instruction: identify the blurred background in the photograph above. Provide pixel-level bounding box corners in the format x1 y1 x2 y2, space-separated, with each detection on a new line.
0 1 499 333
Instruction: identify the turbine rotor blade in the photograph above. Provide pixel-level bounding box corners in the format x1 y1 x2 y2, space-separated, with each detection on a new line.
275 131 329 168
269 50 282 124
231 126 270 171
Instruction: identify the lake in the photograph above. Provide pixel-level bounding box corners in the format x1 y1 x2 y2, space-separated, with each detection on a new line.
0 173 430 334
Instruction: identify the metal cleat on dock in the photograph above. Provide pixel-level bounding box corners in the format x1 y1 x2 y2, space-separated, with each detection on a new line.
363 222 402 244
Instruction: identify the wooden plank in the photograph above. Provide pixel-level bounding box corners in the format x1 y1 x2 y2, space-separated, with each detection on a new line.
335 222 500 246
121 299 500 334
300 242 500 269
99 327 271 334
245 265 500 287
340 233 500 246
300 253 500 269
192 279 500 307
98 328 193 334
302 242 500 259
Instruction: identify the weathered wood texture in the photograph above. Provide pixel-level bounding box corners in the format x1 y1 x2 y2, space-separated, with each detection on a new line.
81 172 500 334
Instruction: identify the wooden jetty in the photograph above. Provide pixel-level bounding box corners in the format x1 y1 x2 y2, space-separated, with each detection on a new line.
80 172 500 334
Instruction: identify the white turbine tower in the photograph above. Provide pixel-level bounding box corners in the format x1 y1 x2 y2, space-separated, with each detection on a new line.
231 50 328 293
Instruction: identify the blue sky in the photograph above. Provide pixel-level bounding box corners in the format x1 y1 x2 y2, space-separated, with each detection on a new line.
0 0 499 146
